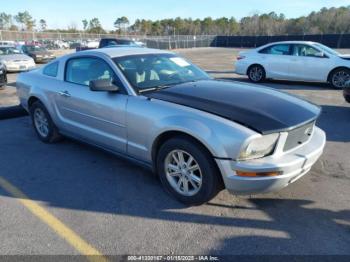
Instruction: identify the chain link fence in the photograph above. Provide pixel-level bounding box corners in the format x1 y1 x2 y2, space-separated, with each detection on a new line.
0 30 216 50
1 30 349 49
0 30 110 41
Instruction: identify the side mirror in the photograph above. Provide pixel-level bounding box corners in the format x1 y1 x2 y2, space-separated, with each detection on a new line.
314 51 325 58
89 79 120 92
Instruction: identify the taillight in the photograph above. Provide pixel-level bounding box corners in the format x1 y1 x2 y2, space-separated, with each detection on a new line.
237 56 246 60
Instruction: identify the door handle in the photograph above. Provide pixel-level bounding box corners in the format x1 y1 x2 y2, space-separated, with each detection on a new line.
58 91 71 97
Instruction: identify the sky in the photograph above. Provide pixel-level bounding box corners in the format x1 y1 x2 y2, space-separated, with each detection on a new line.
2 0 350 30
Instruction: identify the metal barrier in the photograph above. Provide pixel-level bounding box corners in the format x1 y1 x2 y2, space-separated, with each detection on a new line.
214 34 350 48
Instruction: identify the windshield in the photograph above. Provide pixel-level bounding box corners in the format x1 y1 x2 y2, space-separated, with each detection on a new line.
314 43 340 56
26 45 47 52
0 47 21 55
116 39 133 45
113 54 210 91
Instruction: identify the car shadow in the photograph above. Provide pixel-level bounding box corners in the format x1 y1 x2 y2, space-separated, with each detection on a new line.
216 76 334 91
317 105 350 143
206 70 235 74
207 198 350 255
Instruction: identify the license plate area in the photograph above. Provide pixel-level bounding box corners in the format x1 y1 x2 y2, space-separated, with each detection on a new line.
284 121 315 152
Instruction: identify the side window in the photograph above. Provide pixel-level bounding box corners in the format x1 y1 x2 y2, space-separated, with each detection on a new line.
259 44 291 55
107 40 118 46
293 44 321 57
43 62 59 77
65 57 121 87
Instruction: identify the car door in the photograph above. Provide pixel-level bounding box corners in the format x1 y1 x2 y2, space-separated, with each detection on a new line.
54 56 128 153
288 44 333 82
257 44 292 79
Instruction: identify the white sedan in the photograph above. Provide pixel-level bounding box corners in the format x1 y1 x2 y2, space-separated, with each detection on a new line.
235 41 350 89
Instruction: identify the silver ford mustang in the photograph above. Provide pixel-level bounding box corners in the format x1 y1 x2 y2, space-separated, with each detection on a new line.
16 47 326 205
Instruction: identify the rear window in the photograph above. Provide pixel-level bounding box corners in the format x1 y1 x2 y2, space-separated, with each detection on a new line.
259 44 291 55
43 62 58 77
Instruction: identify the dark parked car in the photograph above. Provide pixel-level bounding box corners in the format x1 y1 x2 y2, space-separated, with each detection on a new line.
0 63 7 89
76 38 145 52
18 45 56 63
98 38 145 48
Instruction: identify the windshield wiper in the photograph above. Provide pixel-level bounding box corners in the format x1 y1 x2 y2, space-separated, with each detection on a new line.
138 79 207 94
138 83 177 94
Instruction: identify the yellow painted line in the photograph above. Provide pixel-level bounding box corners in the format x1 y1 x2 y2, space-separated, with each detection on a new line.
0 176 108 262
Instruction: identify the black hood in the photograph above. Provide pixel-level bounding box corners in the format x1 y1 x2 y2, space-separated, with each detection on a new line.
143 80 321 134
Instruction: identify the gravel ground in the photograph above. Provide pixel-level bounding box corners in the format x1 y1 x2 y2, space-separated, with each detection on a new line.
0 47 349 257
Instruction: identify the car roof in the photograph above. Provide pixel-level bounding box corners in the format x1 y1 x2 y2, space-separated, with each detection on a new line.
79 47 173 58
262 41 320 46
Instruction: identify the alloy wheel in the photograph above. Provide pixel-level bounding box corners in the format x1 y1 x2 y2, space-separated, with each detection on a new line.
164 150 203 197
332 70 350 89
249 66 263 82
33 107 49 138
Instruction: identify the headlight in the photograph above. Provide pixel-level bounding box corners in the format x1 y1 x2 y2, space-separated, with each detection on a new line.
239 133 279 160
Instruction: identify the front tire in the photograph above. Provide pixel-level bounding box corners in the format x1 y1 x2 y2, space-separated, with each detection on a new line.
156 137 222 205
330 68 350 89
247 65 266 83
29 101 62 143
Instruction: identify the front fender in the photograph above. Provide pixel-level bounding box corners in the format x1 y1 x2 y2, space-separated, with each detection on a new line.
148 113 256 161
149 115 218 156
127 96 257 163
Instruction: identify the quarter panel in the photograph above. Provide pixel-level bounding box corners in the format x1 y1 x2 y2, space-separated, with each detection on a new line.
16 71 60 118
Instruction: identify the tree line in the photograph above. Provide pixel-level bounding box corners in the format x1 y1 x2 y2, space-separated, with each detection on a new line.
0 6 349 35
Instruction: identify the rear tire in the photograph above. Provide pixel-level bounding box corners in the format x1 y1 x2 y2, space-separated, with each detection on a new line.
344 94 350 103
247 65 266 83
0 73 7 90
330 68 350 89
29 101 62 143
156 137 222 206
